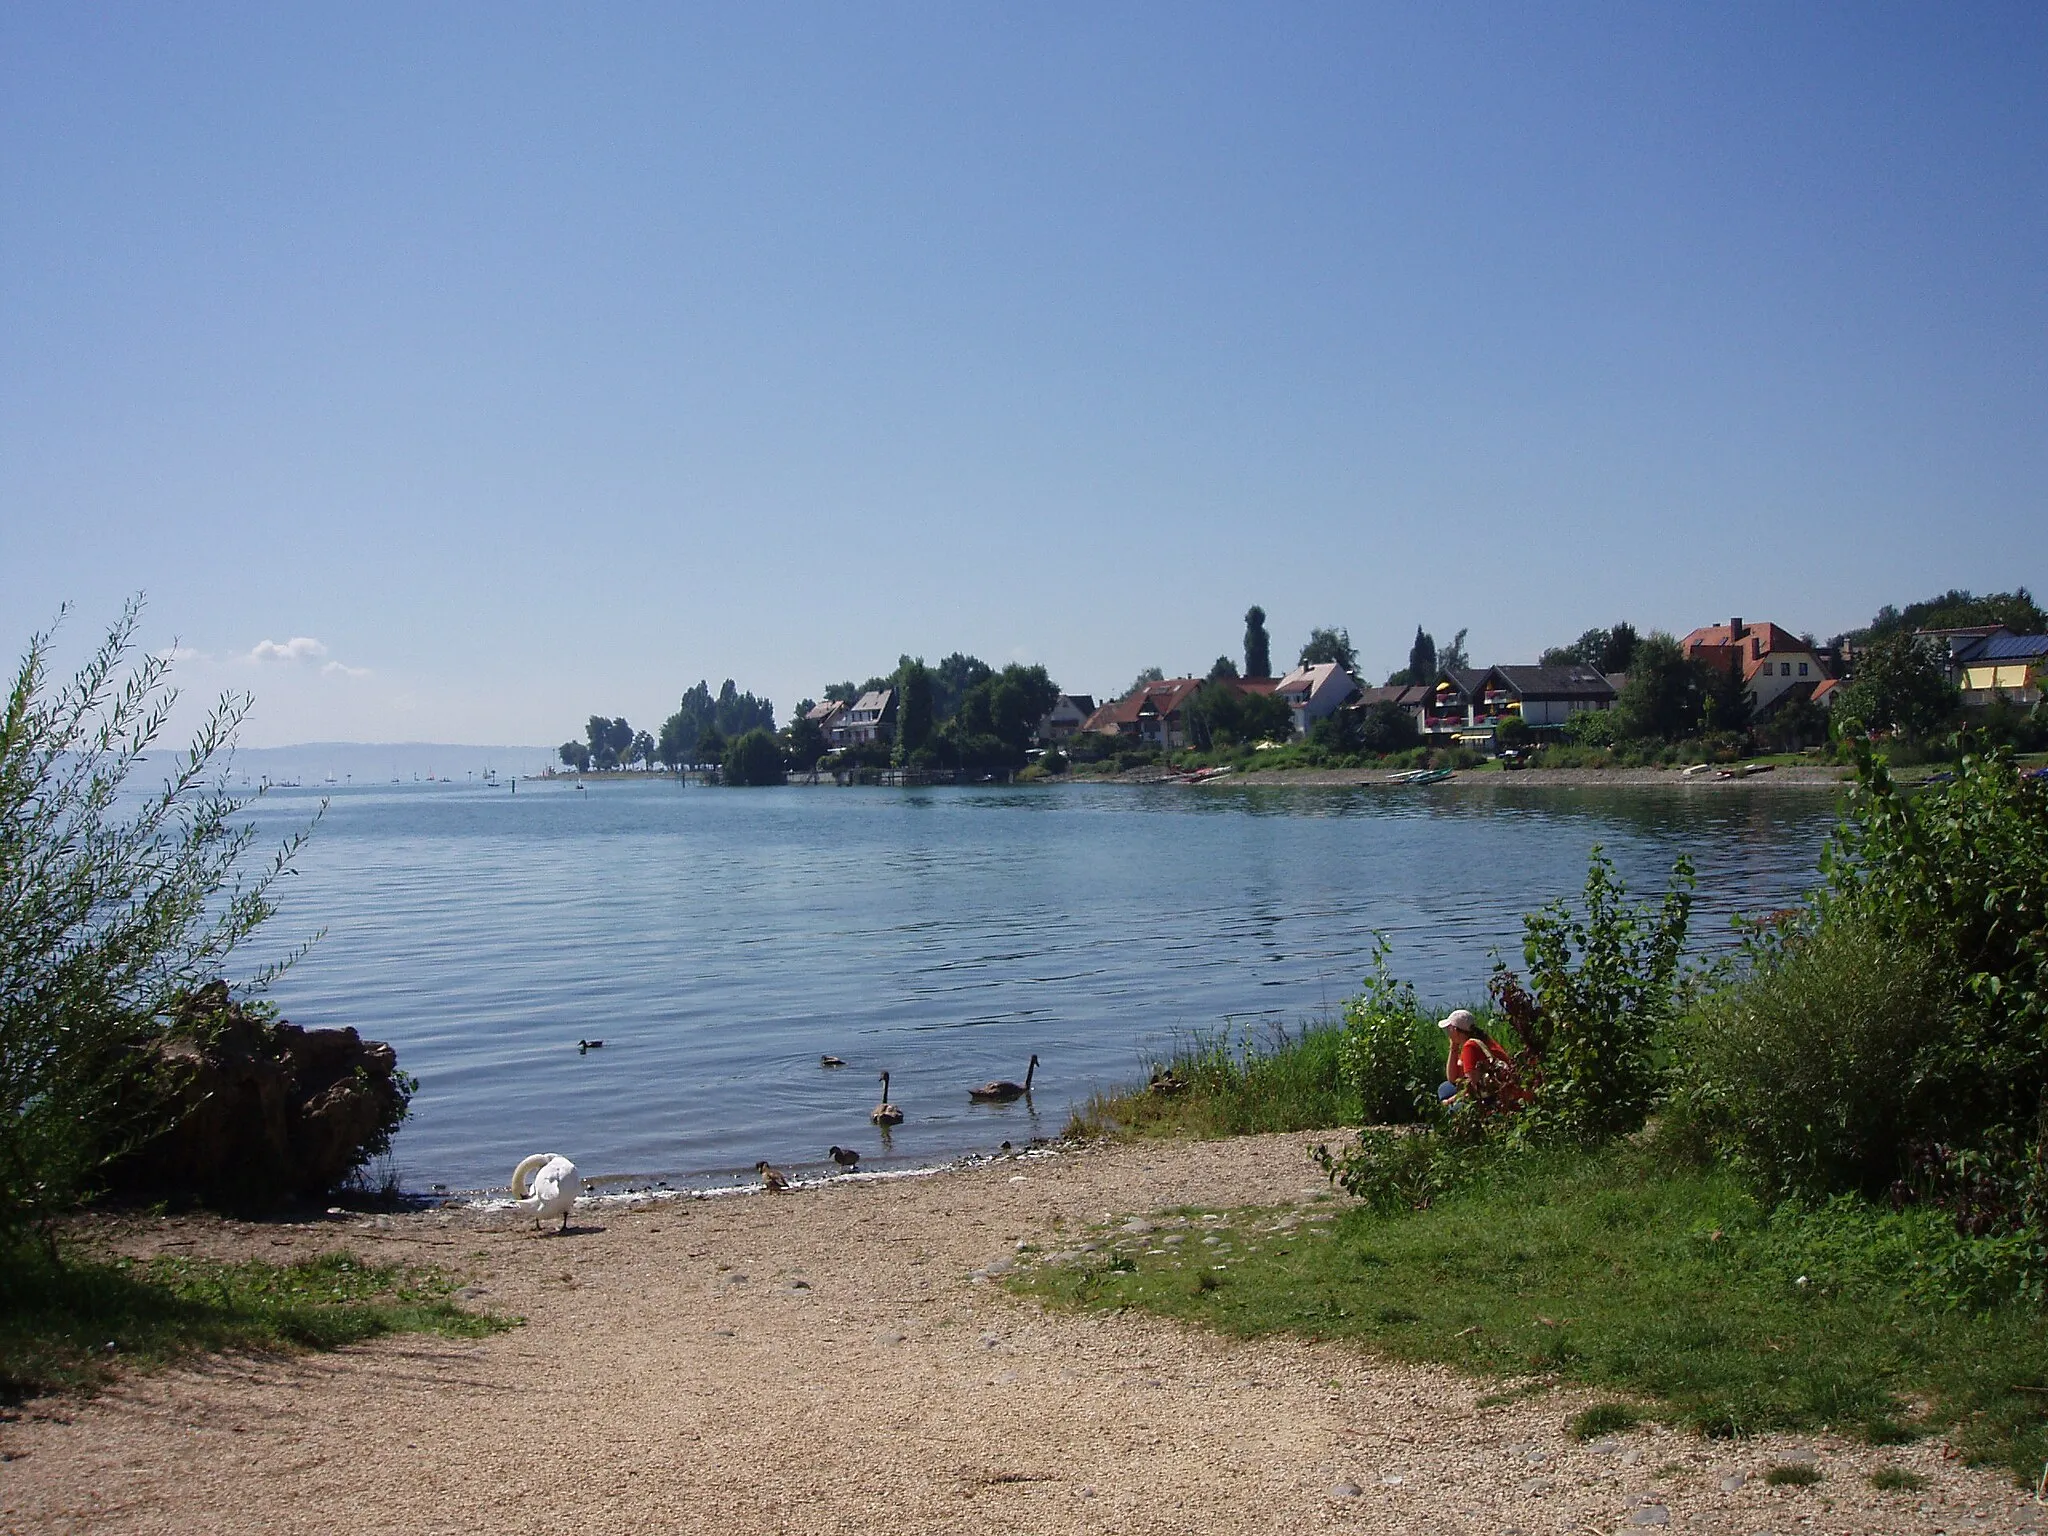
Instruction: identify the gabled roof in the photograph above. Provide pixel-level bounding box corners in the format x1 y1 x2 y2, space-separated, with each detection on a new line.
1488 665 1617 700
1354 684 1427 709
1683 621 1823 683
1271 661 1352 698
1811 677 1842 705
1430 669 1489 700
805 699 846 723
1083 678 1205 732
849 689 894 716
1054 693 1096 713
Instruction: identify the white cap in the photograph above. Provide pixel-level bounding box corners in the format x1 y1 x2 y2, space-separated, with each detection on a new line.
1437 1008 1477 1033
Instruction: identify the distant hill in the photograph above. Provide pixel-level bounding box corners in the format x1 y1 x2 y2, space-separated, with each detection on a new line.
208 742 558 785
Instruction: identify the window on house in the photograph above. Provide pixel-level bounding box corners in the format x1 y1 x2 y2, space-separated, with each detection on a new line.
1798 662 1809 676
1780 662 1792 676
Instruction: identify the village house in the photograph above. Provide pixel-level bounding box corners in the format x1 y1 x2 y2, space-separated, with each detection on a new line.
832 688 897 747
805 699 846 739
1269 662 1359 736
1082 678 1206 751
1951 632 2048 709
1035 693 1097 744
1421 669 1492 744
1486 665 1617 728
1351 682 1429 730
1681 618 1830 716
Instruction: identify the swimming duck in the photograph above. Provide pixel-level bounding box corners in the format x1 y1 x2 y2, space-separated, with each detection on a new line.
820 1054 846 1068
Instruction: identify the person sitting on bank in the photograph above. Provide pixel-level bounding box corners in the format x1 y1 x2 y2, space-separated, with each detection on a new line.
1436 1008 1523 1105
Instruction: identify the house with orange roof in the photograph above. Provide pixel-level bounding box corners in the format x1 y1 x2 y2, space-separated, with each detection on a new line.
1680 617 1831 716
1082 677 1209 750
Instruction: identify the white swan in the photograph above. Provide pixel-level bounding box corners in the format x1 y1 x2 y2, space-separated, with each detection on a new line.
509 1152 581 1232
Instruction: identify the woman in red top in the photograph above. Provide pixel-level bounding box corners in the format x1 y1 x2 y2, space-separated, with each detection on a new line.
1437 1009 1524 1105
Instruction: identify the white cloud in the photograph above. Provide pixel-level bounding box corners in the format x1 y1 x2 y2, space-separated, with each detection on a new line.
321 660 372 679
153 643 209 664
249 636 329 664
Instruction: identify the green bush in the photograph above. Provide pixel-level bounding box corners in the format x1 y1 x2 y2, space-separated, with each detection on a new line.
1513 848 1694 1145
1336 938 1438 1124
721 727 786 785
1670 748 2048 1227
0 602 314 1235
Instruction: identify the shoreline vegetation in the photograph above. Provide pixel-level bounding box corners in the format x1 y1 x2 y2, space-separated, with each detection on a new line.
1045 746 2048 1483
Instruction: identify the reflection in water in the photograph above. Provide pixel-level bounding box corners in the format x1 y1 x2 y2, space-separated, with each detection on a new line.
247 779 1840 1193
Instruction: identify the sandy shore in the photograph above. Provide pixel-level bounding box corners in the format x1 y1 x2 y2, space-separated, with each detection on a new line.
4 1131 2034 1535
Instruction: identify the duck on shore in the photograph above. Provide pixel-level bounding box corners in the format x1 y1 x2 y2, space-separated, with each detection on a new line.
969 1055 1037 1103
871 1071 905 1125
754 1160 791 1193
828 1145 860 1170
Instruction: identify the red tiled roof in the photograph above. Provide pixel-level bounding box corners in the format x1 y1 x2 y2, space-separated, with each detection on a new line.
1682 621 1819 683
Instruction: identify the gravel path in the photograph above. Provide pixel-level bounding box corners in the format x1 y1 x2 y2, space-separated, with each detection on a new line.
3 1131 2037 1534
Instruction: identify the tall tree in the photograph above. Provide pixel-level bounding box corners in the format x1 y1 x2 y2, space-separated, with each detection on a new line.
1614 633 1705 741
1127 666 1165 696
931 653 994 720
1599 623 1640 675
1408 627 1437 681
896 659 935 760
1208 655 1240 681
1298 626 1359 675
1833 631 1959 739
1244 606 1271 679
557 741 591 771
1861 588 2047 642
1438 628 1471 674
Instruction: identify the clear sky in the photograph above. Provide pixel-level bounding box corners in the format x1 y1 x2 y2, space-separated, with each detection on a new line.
3 4 2043 746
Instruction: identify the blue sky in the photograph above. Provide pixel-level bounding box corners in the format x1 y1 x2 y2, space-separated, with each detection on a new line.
3 4 2042 746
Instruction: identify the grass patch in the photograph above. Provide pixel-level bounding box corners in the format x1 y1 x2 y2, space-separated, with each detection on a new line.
0 1239 508 1400
1764 1462 1824 1486
1065 1022 1361 1139
1868 1466 1929 1492
1570 1401 1644 1439
1009 1146 2048 1481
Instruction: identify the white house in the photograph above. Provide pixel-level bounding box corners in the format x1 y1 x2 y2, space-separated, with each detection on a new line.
1035 694 1097 744
1270 662 1359 736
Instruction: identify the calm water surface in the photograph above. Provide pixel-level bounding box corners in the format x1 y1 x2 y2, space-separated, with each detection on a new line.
246 778 1842 1193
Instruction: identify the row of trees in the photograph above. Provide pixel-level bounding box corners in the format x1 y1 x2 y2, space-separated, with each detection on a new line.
558 682 776 773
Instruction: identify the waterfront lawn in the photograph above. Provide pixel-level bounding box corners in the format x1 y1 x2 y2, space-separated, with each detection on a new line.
1064 1023 1361 1139
0 1242 508 1400
1010 1145 2048 1482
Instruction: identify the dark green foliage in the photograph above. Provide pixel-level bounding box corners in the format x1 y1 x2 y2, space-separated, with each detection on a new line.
1513 848 1694 1144
930 653 994 720
720 728 785 786
1209 655 1239 681
1129 665 1166 695
1244 607 1271 679
1014 1147 2048 1481
781 702 827 768
933 663 1060 770
1438 627 1471 674
1700 653 1753 735
584 714 632 769
1357 700 1421 754
1188 680 1293 750
1540 624 1639 676
1571 1402 1644 1439
1407 626 1437 684
658 680 774 768
1672 749 2048 1209
1614 632 1705 741
0 1241 505 1399
1494 713 1532 750
556 740 591 771
895 659 935 760
1861 588 2047 644
0 602 315 1234
1298 626 1358 675
1832 631 1959 740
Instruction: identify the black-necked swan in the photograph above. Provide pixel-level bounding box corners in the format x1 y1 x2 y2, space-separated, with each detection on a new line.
509 1152 581 1232
969 1055 1037 1102
871 1071 905 1125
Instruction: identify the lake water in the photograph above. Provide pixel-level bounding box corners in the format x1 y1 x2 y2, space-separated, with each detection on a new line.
245 778 1842 1195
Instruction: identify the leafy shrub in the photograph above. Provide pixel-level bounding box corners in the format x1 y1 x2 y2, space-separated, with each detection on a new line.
1681 751 2046 1206
1336 938 1437 1124
721 728 786 785
1510 848 1694 1145
1667 916 1948 1198
0 602 313 1234
1312 1124 1479 1213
